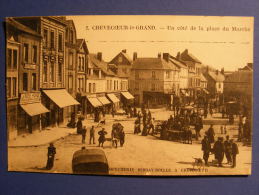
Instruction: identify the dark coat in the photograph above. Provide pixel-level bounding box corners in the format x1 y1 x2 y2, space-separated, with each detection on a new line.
202 138 211 152
98 130 107 142
232 143 239 155
48 146 56 157
213 141 225 160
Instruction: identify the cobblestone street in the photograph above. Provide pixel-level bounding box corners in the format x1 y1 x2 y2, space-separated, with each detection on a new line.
8 108 251 176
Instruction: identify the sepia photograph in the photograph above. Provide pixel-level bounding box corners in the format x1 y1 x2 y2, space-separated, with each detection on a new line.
6 15 253 176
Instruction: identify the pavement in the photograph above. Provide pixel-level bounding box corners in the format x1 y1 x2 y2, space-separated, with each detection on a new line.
8 110 128 148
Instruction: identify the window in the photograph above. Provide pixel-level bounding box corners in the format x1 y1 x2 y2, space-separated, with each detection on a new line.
58 33 63 51
7 49 12 69
166 71 170 79
24 43 29 62
6 77 11 98
68 75 73 92
23 73 28 91
152 71 156 79
50 62 54 82
69 52 73 68
151 83 155 91
43 29 48 48
13 50 17 69
43 61 48 82
82 57 84 71
32 73 36 90
114 80 116 90
107 80 109 90
118 56 122 63
89 83 92 93
32 45 37 64
58 62 62 82
50 31 55 49
78 57 81 71
93 83 96 93
12 77 17 97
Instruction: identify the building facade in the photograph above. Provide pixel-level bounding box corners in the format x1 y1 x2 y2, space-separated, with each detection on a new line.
130 53 180 107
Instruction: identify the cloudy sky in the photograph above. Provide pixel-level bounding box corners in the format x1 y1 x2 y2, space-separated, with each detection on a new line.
67 15 253 71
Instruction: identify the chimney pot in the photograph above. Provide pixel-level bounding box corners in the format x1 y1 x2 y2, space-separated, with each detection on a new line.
163 53 169 62
133 52 137 61
122 49 126 53
97 52 102 61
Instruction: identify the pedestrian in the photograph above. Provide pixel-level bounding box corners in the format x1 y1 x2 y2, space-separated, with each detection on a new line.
195 116 203 140
111 126 119 148
204 107 208 119
89 125 95 144
230 139 239 168
76 118 83 134
81 126 87 144
201 135 211 166
98 128 107 147
111 107 115 118
133 107 137 117
209 105 213 117
46 143 56 170
134 119 141 134
224 135 232 164
120 128 125 147
207 124 215 143
148 117 155 135
213 137 225 167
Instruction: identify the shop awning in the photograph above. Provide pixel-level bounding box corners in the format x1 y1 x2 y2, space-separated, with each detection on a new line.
107 93 120 103
20 103 49 116
121 91 134 100
43 89 80 108
87 97 102 107
97 96 111 105
202 88 209 94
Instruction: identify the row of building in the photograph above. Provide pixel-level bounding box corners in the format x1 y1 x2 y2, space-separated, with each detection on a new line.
6 16 252 140
6 17 134 140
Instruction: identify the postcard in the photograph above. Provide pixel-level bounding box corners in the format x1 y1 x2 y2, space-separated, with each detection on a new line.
6 15 253 175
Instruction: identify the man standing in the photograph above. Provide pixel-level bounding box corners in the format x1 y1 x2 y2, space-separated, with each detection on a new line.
224 135 232 164
46 143 56 170
195 116 203 140
207 124 215 143
81 126 86 144
76 118 83 134
213 137 225 167
201 136 211 166
230 139 239 168
98 128 107 147
89 125 95 144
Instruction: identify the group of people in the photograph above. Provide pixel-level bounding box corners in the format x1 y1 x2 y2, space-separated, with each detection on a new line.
201 135 239 168
134 107 155 136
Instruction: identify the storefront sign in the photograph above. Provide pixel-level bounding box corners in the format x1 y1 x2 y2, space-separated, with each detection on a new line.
24 63 36 70
20 92 41 105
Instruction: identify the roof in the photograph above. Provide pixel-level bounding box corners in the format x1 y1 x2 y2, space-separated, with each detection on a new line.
200 74 207 82
109 51 132 65
132 58 179 70
76 39 89 54
224 70 252 83
89 54 115 76
6 18 41 37
180 49 202 64
169 56 187 69
207 71 225 82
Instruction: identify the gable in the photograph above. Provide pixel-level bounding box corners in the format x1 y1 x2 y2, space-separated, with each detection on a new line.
110 53 131 66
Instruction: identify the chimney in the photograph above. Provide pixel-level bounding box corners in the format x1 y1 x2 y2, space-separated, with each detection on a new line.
184 49 188 54
158 53 161 58
97 52 102 61
122 49 126 53
133 52 137 61
163 53 169 62
176 52 180 60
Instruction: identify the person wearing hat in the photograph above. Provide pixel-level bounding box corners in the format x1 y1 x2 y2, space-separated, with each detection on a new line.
224 135 232 164
230 139 239 168
207 124 215 143
98 128 107 147
201 135 211 166
213 137 225 167
46 143 56 170
81 126 87 144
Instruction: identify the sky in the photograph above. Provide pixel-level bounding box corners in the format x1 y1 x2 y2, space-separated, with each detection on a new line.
67 15 254 71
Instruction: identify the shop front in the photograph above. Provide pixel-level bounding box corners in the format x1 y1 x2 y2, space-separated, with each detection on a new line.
97 96 111 114
86 95 103 122
18 92 49 135
121 91 134 108
106 93 120 111
42 89 80 127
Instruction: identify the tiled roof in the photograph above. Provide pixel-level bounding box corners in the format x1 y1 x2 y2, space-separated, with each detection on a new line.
6 18 41 37
89 54 115 76
180 49 202 64
169 56 187 69
224 70 252 83
208 71 225 82
132 58 179 70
